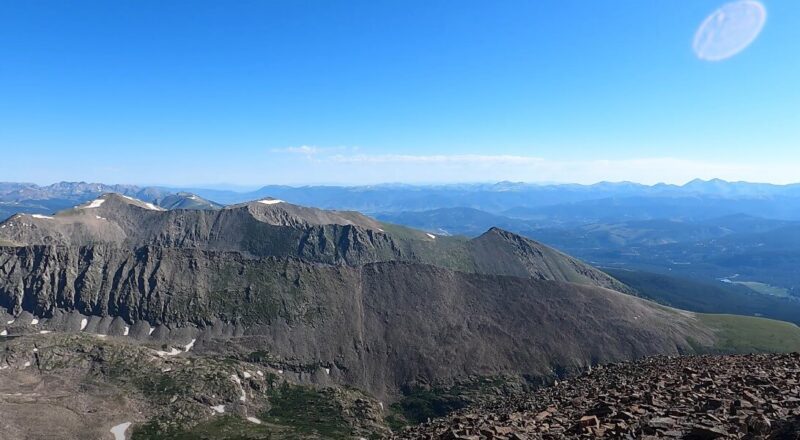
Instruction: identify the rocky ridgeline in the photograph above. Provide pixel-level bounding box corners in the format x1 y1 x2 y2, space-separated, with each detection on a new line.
395 353 800 439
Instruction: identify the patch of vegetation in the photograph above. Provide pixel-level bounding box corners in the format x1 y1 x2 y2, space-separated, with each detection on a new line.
261 383 351 439
605 268 800 325
386 377 511 430
387 388 468 430
132 416 273 440
734 281 789 297
377 221 430 241
698 313 800 354
247 350 272 363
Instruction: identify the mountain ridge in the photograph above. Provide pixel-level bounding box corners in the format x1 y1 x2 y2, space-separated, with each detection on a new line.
0 193 630 293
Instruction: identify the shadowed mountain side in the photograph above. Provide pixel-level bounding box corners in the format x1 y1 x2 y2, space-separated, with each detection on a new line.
0 245 711 398
468 228 632 293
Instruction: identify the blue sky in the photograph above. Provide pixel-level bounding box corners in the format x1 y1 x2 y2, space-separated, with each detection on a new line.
1 1 799 186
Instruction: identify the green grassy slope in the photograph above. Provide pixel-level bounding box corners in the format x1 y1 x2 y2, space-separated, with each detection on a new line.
698 313 800 354
605 268 800 325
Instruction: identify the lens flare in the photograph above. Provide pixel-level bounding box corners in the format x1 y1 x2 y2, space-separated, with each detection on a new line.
693 0 767 61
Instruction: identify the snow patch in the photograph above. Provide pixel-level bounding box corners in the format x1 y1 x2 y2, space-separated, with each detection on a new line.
242 371 252 379
30 319 39 325
148 327 155 335
426 233 436 239
23 361 31 367
0 365 8 370
39 330 51 334
123 326 129 336
258 199 284 205
80 318 88 331
211 405 225 414
324 368 330 375
277 369 283 374
0 330 7 336
230 374 247 402
155 347 182 357
95 215 107 220
121 194 165 211
110 422 132 440
256 370 264 377
31 214 53 219
6 319 13 324
246 417 262 424
184 338 196 352
82 199 106 209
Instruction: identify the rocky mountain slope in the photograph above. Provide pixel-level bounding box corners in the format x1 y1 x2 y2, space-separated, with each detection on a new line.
0 193 796 438
0 332 388 439
0 244 707 399
0 193 629 291
396 353 800 439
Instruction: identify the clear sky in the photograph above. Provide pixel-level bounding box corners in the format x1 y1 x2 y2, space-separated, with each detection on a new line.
2 1 799 186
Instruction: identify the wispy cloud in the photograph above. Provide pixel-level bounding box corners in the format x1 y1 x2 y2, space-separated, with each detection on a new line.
270 145 360 156
270 145 321 155
330 154 544 165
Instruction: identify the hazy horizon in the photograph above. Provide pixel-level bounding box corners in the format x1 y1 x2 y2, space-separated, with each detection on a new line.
7 176 800 191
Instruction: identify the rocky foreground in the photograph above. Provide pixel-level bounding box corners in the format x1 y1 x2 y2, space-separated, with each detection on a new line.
394 353 800 439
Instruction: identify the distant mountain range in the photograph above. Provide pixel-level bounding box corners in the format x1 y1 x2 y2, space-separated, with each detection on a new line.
7 179 800 220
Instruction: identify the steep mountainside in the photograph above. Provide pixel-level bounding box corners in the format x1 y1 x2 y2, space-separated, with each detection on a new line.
0 244 710 399
0 194 628 291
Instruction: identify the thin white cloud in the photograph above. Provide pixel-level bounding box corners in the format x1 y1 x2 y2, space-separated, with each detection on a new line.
270 145 321 154
330 154 545 165
270 145 361 156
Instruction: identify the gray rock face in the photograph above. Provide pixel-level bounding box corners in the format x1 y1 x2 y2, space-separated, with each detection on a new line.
0 194 711 399
0 243 711 398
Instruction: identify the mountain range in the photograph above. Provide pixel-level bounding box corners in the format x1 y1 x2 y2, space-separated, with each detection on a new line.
4 190 798 438
3 183 800 437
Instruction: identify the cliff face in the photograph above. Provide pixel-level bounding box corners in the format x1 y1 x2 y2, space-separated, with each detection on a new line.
0 195 629 291
0 244 711 398
0 195 713 400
